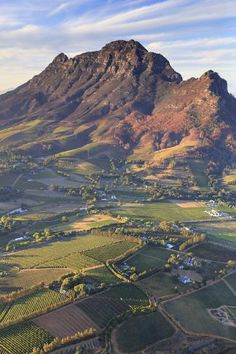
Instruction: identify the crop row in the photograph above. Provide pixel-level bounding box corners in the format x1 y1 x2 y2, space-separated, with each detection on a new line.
0 288 66 326
42 253 100 271
0 235 120 269
0 321 53 354
77 296 128 328
84 241 137 263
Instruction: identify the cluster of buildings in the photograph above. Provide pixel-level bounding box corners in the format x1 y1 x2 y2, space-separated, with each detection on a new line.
117 261 134 277
99 191 118 202
206 200 219 207
204 209 229 218
204 200 230 218
177 256 202 284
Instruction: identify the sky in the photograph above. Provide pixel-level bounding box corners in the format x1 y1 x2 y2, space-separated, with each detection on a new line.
0 0 236 95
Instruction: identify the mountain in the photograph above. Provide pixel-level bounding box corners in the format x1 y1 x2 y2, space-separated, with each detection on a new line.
0 39 236 169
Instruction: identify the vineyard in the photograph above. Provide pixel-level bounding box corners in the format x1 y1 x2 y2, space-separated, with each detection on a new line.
1 268 70 294
0 235 121 269
0 288 66 326
0 321 53 354
124 245 171 274
104 284 149 306
115 311 175 352
77 296 128 328
84 240 138 263
84 266 119 284
33 303 99 337
126 253 165 273
76 284 149 328
42 253 101 271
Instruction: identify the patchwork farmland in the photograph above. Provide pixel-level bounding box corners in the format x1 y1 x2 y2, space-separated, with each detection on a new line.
0 142 235 354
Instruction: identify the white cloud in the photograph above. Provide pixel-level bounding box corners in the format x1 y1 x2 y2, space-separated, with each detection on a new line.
49 0 90 16
50 2 72 15
0 0 236 95
65 0 236 36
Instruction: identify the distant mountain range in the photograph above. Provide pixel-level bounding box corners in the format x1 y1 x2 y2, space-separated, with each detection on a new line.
0 40 235 168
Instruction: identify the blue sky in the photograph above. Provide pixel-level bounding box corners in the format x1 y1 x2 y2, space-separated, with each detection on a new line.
0 0 236 94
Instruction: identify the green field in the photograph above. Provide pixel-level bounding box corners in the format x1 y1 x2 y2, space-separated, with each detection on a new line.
230 307 236 317
77 284 148 328
124 245 170 274
138 272 188 299
52 213 122 233
41 253 101 271
223 169 236 191
112 202 212 222
140 245 171 259
113 188 147 202
115 311 174 352
84 266 119 285
0 288 66 325
0 268 70 294
0 321 53 354
84 240 138 263
165 280 236 341
127 253 165 273
105 284 149 306
196 221 236 245
225 272 236 292
0 235 121 270
191 243 236 262
77 295 128 328
188 159 208 189
0 173 20 186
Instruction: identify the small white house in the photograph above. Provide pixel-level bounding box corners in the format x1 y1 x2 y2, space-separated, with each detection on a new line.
111 195 118 201
172 224 179 229
141 236 148 241
166 243 174 250
13 236 29 242
182 226 190 231
178 275 192 284
184 257 194 267
8 208 28 216
207 200 218 207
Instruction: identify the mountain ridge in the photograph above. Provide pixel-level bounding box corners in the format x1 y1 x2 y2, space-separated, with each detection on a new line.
0 39 235 169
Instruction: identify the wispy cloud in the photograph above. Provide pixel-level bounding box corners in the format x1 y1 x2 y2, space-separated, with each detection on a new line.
0 0 236 94
49 0 90 16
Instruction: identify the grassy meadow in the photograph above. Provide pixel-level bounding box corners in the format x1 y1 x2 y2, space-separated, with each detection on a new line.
165 280 236 341
114 311 174 352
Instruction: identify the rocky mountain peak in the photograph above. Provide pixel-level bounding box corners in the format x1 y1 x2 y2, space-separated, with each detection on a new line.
200 70 228 96
0 39 235 163
52 53 69 64
101 39 147 53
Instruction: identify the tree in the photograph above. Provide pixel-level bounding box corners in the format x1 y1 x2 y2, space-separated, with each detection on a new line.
227 260 236 268
61 216 69 222
159 221 172 233
130 273 138 281
74 283 87 296
44 228 53 239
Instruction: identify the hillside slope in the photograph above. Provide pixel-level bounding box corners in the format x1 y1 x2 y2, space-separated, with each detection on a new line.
0 39 235 167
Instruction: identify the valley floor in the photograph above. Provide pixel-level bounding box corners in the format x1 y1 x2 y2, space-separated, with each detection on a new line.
0 158 236 354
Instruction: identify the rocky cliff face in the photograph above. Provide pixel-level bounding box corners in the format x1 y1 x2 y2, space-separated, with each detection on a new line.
0 40 181 122
0 40 235 164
